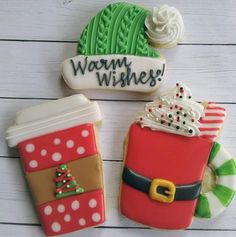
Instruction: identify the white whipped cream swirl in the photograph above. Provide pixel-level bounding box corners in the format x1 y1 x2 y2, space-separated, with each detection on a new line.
136 83 204 137
145 5 184 48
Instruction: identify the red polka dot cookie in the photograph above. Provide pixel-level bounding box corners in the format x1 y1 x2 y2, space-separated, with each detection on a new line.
6 94 106 236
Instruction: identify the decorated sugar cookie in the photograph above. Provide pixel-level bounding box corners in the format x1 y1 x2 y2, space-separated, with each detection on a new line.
120 84 236 229
61 2 184 92
6 95 105 236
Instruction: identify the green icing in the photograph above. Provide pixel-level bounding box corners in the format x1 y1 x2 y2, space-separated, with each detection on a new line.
77 2 160 57
215 159 236 176
208 142 221 164
55 164 84 199
212 184 235 207
194 194 211 218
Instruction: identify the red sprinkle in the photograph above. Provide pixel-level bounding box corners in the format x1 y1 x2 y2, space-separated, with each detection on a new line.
180 107 183 111
176 83 179 87
170 106 173 110
161 114 164 118
175 105 178 109
176 93 179 97
148 108 152 112
158 104 162 108
140 117 143 121
192 119 195 122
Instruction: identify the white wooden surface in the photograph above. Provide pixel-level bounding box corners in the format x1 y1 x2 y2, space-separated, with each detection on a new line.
0 0 236 236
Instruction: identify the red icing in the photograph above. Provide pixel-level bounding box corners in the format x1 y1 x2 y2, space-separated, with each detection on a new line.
199 103 226 141
120 123 213 229
18 124 97 172
38 189 105 236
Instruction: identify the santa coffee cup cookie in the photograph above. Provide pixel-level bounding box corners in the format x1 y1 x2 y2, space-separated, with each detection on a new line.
120 83 236 229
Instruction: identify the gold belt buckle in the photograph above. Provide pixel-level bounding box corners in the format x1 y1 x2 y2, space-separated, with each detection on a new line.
149 178 176 203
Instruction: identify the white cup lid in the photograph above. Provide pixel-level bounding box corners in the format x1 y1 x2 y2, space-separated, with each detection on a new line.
6 94 102 147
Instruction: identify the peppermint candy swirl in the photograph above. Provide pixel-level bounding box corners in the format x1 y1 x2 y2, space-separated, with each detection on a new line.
136 83 204 137
145 5 184 48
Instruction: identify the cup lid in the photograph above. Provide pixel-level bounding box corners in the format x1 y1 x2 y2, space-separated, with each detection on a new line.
6 94 102 147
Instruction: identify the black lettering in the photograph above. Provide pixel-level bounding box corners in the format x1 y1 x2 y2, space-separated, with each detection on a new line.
96 72 112 86
70 57 88 75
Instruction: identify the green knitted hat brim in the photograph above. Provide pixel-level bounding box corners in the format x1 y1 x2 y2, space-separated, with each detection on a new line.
77 2 160 58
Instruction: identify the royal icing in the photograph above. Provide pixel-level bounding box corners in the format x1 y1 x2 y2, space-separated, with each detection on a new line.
62 55 165 92
6 94 106 236
121 83 236 230
199 102 226 141
61 2 168 92
121 123 213 229
38 189 105 236
136 83 204 137
195 143 236 218
145 5 184 48
55 164 84 199
6 94 101 147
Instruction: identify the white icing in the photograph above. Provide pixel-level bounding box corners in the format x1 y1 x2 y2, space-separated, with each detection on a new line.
6 94 102 147
64 214 71 222
25 143 35 153
81 129 89 137
71 200 80 210
40 149 47 156
205 192 225 218
91 212 101 222
210 146 232 170
136 83 204 137
218 175 236 191
198 145 236 219
29 160 38 168
145 5 184 48
61 55 165 92
88 198 97 208
57 204 65 213
51 222 61 232
44 205 52 215
52 152 62 162
77 146 85 155
78 218 86 226
53 138 61 145
66 140 74 148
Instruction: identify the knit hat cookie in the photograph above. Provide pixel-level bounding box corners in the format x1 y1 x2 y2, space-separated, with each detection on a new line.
61 2 184 93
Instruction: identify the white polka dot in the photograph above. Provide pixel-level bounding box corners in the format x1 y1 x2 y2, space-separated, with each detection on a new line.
88 199 97 208
66 140 74 148
54 138 61 145
71 200 80 210
81 130 89 137
29 160 38 168
78 218 86 226
92 212 101 222
51 222 61 233
25 143 35 153
52 152 62 162
77 146 85 155
40 149 47 156
64 214 71 222
44 205 52 215
57 204 65 213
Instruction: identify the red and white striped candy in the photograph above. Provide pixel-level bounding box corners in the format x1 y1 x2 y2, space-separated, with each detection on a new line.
199 102 226 141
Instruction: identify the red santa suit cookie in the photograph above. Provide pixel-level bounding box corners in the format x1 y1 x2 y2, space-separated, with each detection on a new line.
120 83 236 229
6 94 105 236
